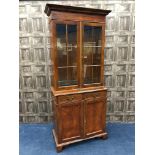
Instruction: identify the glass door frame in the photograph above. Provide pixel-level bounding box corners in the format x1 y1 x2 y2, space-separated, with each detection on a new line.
52 19 80 90
81 22 105 88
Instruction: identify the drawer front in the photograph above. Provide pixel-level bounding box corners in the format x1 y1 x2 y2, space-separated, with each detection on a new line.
58 94 82 104
83 91 107 102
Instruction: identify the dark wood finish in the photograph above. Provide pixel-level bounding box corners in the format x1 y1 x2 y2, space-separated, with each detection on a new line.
50 11 106 23
45 4 111 16
49 14 110 90
44 4 111 152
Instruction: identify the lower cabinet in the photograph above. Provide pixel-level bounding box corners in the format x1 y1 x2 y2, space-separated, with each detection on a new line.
52 89 107 152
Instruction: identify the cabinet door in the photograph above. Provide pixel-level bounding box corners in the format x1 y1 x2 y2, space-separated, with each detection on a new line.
84 97 106 137
58 99 83 142
82 23 104 87
54 21 79 89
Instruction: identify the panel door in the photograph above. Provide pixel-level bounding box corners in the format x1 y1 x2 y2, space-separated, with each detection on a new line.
58 99 83 142
84 96 106 137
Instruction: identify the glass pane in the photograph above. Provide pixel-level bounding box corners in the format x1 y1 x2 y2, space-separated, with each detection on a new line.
84 26 102 46
56 24 67 67
84 66 101 84
68 47 77 66
56 24 66 45
68 25 77 66
83 46 93 65
83 47 101 65
93 66 101 83
83 25 102 84
58 67 77 86
93 47 102 65
57 49 67 67
68 67 77 85
56 23 78 87
84 66 93 84
58 68 67 83
68 25 77 46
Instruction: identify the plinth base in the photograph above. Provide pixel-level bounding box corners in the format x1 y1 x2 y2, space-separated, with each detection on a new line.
52 129 108 152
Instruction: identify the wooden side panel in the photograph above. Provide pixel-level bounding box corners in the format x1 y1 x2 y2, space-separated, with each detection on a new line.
50 21 57 89
52 99 57 132
59 102 83 142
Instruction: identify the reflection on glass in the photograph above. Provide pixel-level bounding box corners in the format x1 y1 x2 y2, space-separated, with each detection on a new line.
83 25 102 84
57 24 67 67
56 23 77 87
56 24 66 49
68 25 77 66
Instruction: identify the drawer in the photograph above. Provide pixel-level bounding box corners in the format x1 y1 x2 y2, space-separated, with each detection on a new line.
58 94 82 103
83 91 107 101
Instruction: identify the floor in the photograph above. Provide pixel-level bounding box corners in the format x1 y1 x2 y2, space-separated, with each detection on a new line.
19 123 135 155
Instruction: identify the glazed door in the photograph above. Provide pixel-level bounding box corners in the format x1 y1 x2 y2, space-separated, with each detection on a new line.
54 21 80 90
58 95 83 142
82 22 105 87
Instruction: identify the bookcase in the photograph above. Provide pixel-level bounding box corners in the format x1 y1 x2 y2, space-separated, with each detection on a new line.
44 4 111 152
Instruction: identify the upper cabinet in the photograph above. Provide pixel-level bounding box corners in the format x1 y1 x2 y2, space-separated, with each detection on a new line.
44 4 111 90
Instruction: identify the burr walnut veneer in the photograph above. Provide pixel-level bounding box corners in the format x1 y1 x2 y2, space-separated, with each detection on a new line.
44 4 111 152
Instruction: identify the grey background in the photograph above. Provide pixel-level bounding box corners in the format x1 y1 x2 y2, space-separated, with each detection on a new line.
19 0 135 123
